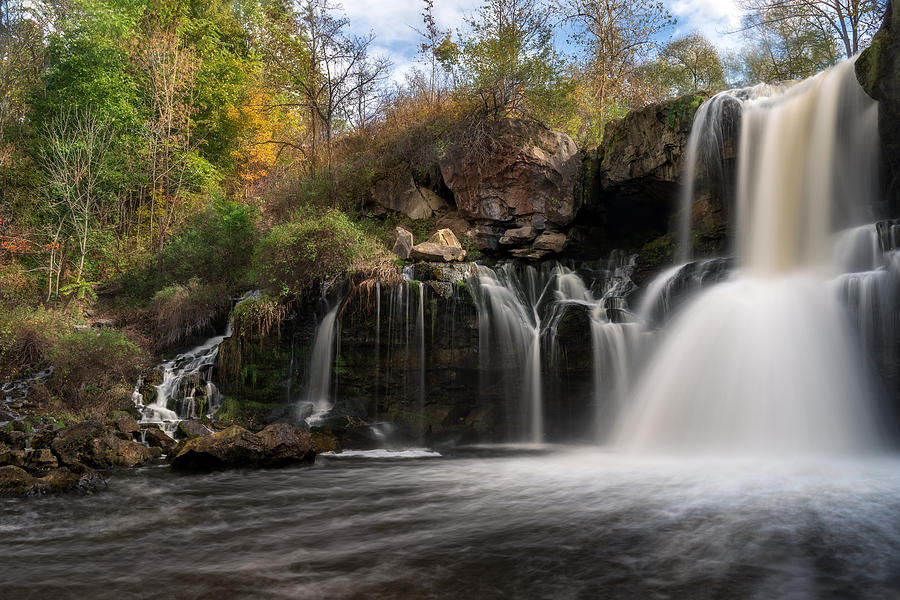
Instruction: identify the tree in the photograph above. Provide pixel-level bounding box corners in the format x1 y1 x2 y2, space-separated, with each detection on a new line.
735 0 887 59
256 0 389 188
654 33 726 95
739 6 842 82
460 0 562 118
38 108 115 293
0 0 44 155
560 0 675 137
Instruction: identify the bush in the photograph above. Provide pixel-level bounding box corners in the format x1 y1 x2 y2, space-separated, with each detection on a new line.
252 208 388 296
119 197 256 301
150 278 229 351
46 328 150 414
0 307 70 381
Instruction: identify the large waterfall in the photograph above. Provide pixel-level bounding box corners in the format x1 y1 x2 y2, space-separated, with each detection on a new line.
615 59 895 455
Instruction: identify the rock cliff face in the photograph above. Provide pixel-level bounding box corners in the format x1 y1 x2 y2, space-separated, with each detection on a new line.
438 118 582 248
369 118 582 259
857 1 900 217
575 93 713 255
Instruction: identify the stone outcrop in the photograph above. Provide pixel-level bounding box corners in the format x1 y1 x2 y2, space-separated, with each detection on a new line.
857 1 900 216
575 93 722 255
169 424 316 471
392 227 414 259
439 118 582 251
49 417 158 469
410 228 466 262
371 176 448 220
144 427 176 453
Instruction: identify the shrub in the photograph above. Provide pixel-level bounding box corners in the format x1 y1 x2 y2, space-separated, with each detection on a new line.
46 328 150 414
0 307 70 381
252 208 389 296
150 278 230 351
119 197 256 301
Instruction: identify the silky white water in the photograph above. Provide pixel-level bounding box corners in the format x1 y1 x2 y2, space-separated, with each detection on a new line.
617 59 887 455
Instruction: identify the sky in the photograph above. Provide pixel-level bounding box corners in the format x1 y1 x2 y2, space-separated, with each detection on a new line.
338 0 746 84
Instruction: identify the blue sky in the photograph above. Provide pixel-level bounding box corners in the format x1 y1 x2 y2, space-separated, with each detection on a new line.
339 0 746 83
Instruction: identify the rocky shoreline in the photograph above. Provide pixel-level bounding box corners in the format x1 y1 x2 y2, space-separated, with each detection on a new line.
0 414 324 497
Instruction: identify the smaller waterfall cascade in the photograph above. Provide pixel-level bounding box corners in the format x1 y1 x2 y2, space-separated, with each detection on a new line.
137 291 259 434
299 298 342 424
469 257 644 443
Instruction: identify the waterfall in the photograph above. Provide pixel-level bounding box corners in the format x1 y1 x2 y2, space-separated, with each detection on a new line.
469 259 642 443
678 83 790 262
416 282 426 439
616 58 891 455
300 298 342 424
137 291 260 434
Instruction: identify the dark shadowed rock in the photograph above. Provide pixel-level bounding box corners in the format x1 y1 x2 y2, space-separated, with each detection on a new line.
257 423 316 467
857 2 900 216
0 465 36 495
176 420 213 440
0 464 106 496
144 428 177 453
392 226 414 259
170 424 315 471
112 413 140 438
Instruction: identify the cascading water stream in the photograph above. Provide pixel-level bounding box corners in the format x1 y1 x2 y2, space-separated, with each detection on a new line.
469 259 643 443
137 290 261 435
300 298 342 424
616 58 891 455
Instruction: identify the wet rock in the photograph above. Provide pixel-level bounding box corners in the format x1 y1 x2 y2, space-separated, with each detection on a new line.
24 448 58 471
111 413 140 438
38 467 107 495
310 430 341 454
0 429 27 450
170 424 315 471
144 427 176 453
86 435 158 468
257 423 316 467
177 420 213 440
0 465 36 495
0 447 26 467
30 426 59 450
510 247 551 260
499 226 537 246
50 418 156 469
392 226 414 259
50 419 107 466
533 231 568 253
439 118 581 229
857 2 900 216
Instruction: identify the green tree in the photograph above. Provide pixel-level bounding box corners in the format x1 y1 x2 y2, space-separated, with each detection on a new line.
460 0 564 119
655 33 726 95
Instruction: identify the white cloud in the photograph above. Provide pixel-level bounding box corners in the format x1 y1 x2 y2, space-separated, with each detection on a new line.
667 0 745 49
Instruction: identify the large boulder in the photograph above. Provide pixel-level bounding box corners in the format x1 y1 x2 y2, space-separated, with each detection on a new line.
0 465 106 496
439 118 581 246
857 2 900 216
144 427 177 453
177 419 213 440
170 424 315 471
50 417 157 469
410 228 467 262
392 226 414 259
371 176 448 220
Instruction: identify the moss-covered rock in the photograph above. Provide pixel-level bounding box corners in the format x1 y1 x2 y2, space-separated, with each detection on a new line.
857 3 900 216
